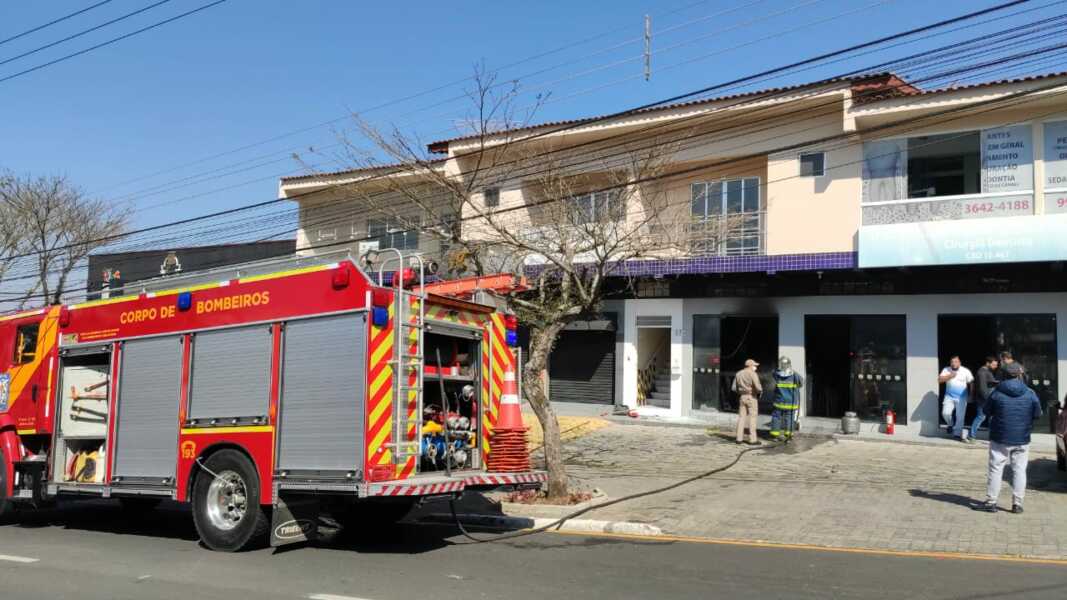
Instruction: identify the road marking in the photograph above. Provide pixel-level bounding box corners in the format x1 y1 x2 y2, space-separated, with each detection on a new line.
308 595 374 600
0 554 39 564
548 531 1067 567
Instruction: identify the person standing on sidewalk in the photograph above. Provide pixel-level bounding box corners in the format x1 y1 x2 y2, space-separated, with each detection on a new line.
978 362 1043 514
939 356 973 440
770 356 803 440
733 358 762 446
968 356 999 442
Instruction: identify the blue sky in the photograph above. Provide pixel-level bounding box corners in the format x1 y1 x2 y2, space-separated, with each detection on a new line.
0 0 1062 237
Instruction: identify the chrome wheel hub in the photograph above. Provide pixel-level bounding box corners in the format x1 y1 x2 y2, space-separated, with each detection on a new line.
205 469 247 531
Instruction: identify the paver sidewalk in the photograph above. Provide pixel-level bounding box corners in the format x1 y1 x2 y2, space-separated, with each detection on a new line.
521 422 1067 559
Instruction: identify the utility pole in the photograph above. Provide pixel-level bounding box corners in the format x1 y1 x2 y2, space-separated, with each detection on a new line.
644 14 651 81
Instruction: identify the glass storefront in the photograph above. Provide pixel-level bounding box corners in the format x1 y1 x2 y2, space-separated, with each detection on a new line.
692 315 778 413
806 315 908 423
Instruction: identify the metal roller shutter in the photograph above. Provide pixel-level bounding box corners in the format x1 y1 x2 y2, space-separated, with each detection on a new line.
277 313 366 472
549 329 615 405
188 325 272 420
112 336 182 479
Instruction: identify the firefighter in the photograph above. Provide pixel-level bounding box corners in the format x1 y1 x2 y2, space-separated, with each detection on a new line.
770 356 804 440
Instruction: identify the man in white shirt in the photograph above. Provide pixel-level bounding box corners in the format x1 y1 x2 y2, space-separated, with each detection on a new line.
938 355 974 441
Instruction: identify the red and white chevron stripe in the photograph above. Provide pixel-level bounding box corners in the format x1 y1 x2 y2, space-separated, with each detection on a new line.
366 471 547 497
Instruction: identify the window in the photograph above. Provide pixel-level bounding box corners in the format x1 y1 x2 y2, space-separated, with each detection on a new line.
368 218 419 250
907 131 980 198
799 152 826 177
13 323 40 364
691 177 760 219
690 178 761 256
567 191 623 223
317 228 337 242
484 187 500 208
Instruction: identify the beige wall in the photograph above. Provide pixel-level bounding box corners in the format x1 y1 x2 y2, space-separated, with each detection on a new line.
765 142 863 255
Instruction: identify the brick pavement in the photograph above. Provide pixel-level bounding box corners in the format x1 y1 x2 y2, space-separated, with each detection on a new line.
529 422 1067 559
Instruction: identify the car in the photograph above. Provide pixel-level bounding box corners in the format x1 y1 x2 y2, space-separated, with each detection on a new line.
1057 396 1067 471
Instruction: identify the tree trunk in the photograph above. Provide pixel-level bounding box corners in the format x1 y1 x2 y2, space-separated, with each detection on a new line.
522 321 568 499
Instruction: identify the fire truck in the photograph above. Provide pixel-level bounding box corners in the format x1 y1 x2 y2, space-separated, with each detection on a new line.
0 250 544 551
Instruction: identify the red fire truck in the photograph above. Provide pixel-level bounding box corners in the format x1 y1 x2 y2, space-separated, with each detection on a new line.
0 251 544 551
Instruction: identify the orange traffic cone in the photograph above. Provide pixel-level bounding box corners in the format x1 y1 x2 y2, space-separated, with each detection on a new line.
486 366 530 473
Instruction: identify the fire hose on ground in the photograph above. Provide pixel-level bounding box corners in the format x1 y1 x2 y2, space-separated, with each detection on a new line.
447 443 781 544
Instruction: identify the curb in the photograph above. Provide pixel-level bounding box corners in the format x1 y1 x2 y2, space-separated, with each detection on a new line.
421 512 663 537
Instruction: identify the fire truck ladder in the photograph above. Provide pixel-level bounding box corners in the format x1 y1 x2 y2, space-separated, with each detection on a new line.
375 251 427 472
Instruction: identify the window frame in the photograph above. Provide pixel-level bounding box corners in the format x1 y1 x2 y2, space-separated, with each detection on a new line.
567 190 623 224
367 217 419 251
483 187 500 208
690 176 762 220
799 151 827 178
13 322 41 365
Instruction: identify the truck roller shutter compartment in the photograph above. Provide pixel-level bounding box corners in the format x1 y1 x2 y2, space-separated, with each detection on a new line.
188 325 272 420
277 313 366 473
113 335 183 480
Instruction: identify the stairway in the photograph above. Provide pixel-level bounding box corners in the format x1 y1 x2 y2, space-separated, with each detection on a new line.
646 371 671 408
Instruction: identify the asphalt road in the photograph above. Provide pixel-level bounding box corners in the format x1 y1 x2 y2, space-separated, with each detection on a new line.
1 500 1065 600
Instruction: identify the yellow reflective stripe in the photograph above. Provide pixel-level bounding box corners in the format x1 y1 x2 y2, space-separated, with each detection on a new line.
777 383 798 388
181 426 273 435
774 404 799 409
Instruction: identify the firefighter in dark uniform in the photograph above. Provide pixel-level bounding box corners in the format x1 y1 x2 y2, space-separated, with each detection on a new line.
770 356 804 439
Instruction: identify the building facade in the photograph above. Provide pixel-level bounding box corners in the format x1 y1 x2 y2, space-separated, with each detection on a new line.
86 241 296 299
279 71 1067 436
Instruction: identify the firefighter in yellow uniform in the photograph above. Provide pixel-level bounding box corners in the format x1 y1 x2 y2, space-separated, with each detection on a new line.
769 356 804 440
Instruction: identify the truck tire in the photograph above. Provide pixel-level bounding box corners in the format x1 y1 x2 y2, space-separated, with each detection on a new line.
191 450 268 552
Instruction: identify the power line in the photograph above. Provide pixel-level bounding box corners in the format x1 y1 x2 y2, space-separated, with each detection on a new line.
0 0 227 85
92 0 785 206
6 55 1066 305
103 0 1025 219
0 1 116 47
0 0 175 68
105 0 854 208
0 2 1044 273
86 0 738 196
6 39 1062 295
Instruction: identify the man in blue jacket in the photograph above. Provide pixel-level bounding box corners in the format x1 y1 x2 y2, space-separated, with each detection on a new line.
978 362 1043 514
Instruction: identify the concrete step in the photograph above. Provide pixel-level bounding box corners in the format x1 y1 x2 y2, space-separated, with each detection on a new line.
645 396 670 408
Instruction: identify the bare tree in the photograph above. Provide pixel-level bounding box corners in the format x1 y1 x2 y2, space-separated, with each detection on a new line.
304 68 741 497
0 173 129 307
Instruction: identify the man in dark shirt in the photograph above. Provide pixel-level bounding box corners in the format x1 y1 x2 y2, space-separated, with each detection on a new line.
968 356 999 442
977 362 1043 514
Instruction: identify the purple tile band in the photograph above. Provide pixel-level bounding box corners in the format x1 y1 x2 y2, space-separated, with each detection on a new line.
526 252 857 278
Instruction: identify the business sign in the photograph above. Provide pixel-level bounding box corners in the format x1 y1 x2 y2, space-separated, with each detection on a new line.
982 125 1033 194
1047 120 1067 189
858 213 1067 268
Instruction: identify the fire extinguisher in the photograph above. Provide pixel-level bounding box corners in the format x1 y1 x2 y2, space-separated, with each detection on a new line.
885 409 896 435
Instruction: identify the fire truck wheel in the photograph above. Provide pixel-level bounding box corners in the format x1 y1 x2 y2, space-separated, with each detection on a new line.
191 450 268 552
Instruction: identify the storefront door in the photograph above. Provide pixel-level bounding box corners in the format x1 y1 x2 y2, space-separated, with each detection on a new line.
692 315 778 413
806 315 907 423
938 314 1058 432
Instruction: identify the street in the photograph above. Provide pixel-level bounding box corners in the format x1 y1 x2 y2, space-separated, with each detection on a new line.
1 500 1065 599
